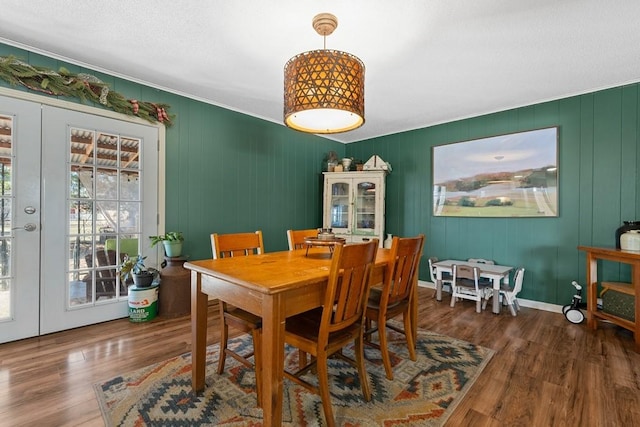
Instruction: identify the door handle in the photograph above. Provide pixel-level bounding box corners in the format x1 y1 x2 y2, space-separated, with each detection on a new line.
12 223 37 232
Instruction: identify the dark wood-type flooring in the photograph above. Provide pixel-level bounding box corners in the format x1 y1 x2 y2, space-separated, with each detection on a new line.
1 287 639 426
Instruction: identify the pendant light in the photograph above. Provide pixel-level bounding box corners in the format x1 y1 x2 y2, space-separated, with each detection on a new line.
284 13 365 134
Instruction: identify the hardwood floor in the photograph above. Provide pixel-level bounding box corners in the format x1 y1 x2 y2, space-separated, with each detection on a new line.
1 287 639 426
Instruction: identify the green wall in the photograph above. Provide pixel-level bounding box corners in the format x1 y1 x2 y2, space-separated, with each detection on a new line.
160 93 343 258
3 41 639 306
348 86 640 305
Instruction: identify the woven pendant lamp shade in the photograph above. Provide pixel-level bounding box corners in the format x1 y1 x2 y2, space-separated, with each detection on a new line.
283 13 365 134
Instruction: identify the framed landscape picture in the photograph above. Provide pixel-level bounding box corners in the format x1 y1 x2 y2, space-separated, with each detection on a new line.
432 127 558 217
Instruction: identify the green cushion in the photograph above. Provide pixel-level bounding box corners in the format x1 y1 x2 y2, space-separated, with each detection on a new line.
104 238 139 257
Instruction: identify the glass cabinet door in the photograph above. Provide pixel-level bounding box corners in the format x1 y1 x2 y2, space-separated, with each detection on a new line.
329 181 350 230
354 180 377 234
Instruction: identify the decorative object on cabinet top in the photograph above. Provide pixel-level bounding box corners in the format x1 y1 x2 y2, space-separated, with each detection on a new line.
363 155 392 172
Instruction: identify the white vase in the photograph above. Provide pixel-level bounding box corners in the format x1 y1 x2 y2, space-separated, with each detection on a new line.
384 233 393 249
620 230 640 251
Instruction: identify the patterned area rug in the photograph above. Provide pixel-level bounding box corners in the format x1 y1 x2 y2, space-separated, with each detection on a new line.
95 326 494 426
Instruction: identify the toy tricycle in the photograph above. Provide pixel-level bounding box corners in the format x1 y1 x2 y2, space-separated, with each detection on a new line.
562 281 585 324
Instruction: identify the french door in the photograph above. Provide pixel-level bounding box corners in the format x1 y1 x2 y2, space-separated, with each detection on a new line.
0 96 41 342
0 95 160 342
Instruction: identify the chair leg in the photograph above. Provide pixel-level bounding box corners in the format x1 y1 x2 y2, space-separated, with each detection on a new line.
403 312 416 362
216 302 229 375
504 294 517 316
482 294 490 310
363 318 372 344
377 319 393 380
354 333 372 402
251 328 262 407
316 352 335 427
475 298 482 313
450 291 456 307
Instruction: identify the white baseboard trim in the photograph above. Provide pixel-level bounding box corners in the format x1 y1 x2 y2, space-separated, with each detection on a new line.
418 280 564 314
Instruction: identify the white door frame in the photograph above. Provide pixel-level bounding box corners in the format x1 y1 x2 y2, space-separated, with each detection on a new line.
0 87 166 340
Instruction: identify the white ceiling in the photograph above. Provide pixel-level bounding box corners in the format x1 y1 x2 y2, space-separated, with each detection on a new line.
1 0 639 143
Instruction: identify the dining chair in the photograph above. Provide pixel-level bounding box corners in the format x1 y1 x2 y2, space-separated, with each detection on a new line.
428 256 453 294
364 234 424 380
450 264 492 313
484 267 525 316
283 239 379 427
210 230 264 404
286 228 318 250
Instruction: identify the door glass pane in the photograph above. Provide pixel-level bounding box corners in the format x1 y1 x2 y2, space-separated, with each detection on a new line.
355 181 376 232
120 136 141 169
67 130 143 307
329 182 350 228
121 170 140 201
0 114 11 320
96 168 117 200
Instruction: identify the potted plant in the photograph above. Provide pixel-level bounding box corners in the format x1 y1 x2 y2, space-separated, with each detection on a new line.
118 254 157 288
149 231 184 257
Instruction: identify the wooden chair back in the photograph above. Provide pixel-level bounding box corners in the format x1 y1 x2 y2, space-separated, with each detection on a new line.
286 228 318 250
321 240 379 339
211 231 264 259
209 230 266 405
381 234 425 309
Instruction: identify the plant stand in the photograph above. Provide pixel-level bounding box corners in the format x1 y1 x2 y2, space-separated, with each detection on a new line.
158 256 190 317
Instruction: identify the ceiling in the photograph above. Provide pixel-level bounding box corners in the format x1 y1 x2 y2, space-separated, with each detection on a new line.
1 0 639 144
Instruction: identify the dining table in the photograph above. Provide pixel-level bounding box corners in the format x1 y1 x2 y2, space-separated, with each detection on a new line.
432 259 514 314
185 246 393 427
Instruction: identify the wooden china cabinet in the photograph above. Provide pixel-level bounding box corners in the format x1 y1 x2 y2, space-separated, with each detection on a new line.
322 171 386 247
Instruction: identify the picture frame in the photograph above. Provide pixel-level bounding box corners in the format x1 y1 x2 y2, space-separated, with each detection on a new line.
432 126 558 217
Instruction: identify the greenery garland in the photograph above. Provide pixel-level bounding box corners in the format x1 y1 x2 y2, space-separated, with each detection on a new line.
0 55 173 126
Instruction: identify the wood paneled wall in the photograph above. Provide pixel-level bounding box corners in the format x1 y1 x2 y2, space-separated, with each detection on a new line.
347 85 640 305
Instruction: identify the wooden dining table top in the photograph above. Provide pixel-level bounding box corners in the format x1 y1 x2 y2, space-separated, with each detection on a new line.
185 246 392 294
